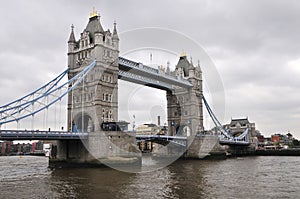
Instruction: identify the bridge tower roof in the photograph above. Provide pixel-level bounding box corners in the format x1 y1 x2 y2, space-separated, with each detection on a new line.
176 53 193 77
68 24 76 43
84 8 104 42
112 21 119 40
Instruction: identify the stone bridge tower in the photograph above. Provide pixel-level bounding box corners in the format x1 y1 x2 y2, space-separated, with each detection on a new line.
67 9 119 132
167 53 203 136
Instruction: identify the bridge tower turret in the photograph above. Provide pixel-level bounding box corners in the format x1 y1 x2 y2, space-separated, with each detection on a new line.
67 9 119 132
112 21 119 50
167 53 203 136
67 24 76 71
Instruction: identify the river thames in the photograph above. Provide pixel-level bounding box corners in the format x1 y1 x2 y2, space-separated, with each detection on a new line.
0 156 299 198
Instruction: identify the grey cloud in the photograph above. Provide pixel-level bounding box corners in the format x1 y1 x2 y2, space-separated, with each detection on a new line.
0 0 299 137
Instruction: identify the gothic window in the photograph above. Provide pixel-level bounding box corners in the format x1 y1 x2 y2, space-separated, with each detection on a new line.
174 112 177 117
178 109 182 116
103 93 105 101
105 94 108 101
102 109 105 120
91 92 94 99
109 110 112 121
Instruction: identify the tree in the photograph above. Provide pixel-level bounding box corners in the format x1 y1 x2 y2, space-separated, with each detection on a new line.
292 139 299 146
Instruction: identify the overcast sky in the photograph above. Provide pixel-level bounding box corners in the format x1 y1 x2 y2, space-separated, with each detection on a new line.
0 0 299 138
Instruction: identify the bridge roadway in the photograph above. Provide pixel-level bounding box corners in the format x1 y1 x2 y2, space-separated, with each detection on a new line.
136 134 187 147
219 139 250 146
0 130 188 146
0 130 250 147
0 130 88 140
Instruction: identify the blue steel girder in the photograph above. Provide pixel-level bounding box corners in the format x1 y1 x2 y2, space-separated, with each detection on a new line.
136 135 187 147
118 57 193 90
0 130 88 140
118 70 174 90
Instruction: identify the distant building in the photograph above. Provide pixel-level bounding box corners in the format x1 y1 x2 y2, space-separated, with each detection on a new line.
271 133 293 146
224 117 258 148
224 117 257 137
271 134 280 143
135 124 160 135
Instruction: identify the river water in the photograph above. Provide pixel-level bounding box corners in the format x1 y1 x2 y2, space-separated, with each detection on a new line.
0 156 299 198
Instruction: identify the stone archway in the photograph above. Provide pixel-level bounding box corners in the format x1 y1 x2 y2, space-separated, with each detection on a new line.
176 125 191 137
74 113 94 132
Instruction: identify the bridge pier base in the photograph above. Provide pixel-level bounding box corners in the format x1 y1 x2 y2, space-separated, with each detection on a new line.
185 135 226 159
151 142 186 158
226 145 256 156
49 131 142 170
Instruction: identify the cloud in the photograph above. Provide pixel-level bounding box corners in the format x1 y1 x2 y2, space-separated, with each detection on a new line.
0 0 299 138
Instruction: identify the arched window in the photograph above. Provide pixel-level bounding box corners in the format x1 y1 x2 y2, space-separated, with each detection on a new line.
102 109 105 120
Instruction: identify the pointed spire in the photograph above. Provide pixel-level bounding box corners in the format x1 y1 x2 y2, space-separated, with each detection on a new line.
190 56 194 68
197 59 202 72
166 61 170 74
112 21 119 40
68 24 76 43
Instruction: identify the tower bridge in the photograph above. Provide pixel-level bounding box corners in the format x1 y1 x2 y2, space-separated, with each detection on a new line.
0 9 254 167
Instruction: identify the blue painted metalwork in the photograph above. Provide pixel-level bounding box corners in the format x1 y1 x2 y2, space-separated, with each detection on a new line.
0 130 88 140
0 68 69 110
0 56 250 147
202 96 250 145
118 57 193 90
0 60 96 125
136 134 187 147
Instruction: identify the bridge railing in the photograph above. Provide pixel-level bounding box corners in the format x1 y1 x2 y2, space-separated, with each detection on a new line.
0 130 88 140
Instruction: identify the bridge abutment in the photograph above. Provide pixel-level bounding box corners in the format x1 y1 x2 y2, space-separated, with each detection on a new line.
185 135 226 159
49 131 141 169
